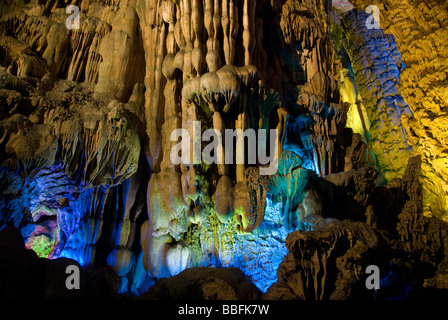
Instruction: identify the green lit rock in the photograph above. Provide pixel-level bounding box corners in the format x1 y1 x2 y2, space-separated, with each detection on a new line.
269 151 309 230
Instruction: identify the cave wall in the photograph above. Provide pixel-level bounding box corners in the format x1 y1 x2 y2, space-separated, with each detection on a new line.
346 0 448 220
0 0 447 300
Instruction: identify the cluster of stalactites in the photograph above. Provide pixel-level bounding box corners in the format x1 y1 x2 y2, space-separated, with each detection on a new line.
341 10 412 182
141 0 284 278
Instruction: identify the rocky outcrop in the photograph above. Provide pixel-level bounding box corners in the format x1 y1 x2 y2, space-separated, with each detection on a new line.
263 220 387 300
1 0 448 301
139 267 262 300
347 0 448 220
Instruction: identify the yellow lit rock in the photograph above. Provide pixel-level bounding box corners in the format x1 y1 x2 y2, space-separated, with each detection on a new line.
346 0 448 219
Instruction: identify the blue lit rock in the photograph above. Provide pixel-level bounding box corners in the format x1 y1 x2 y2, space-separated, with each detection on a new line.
141 221 172 278
263 220 387 300
268 151 309 230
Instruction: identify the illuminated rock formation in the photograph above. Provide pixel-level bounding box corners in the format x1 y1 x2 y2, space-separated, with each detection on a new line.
263 220 387 300
346 0 448 220
264 156 448 299
1 0 448 301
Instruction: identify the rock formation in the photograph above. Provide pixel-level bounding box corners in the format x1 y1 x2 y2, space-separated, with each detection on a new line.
0 0 448 301
263 220 387 300
346 0 448 220
139 266 262 300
